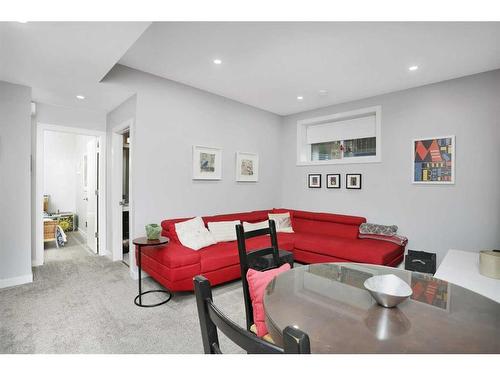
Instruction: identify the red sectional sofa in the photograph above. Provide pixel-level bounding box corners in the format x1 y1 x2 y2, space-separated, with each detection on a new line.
137 209 405 292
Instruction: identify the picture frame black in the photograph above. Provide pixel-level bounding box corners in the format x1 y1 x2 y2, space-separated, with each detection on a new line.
308 174 322 188
326 174 341 189
346 174 362 189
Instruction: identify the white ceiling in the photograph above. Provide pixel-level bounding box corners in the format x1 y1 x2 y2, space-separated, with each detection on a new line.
2 22 500 116
120 22 500 115
0 22 150 112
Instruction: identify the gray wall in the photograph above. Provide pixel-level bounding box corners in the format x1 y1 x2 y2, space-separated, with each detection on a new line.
103 65 284 242
106 94 137 130
0 81 33 285
280 70 500 264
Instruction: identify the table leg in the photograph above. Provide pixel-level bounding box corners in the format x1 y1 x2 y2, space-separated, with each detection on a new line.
134 242 171 307
138 245 142 305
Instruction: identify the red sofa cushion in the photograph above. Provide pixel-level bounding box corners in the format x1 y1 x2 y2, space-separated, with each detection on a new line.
294 232 402 265
202 210 270 225
199 234 295 273
139 249 201 282
166 222 181 243
141 242 200 269
291 209 366 226
199 242 239 273
290 209 365 239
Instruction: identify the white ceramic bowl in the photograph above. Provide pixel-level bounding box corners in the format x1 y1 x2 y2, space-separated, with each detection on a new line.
364 274 413 308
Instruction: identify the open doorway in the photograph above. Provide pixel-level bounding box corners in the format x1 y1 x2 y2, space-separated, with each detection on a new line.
35 124 107 266
122 130 130 265
42 130 99 256
110 118 134 269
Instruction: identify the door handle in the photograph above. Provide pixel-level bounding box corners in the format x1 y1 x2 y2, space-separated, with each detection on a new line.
119 200 126 206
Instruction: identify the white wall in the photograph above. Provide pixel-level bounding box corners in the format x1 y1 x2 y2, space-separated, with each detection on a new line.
36 103 106 131
107 94 137 129
43 131 77 213
280 70 500 265
103 65 283 254
43 131 95 229
0 81 33 287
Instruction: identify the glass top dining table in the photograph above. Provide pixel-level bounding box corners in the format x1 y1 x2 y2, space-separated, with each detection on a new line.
263 263 500 354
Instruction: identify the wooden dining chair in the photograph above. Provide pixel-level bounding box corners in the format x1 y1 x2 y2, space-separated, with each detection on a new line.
235 219 294 333
194 275 310 354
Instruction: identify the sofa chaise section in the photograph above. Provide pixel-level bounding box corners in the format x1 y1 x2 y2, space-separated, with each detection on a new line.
285 209 404 266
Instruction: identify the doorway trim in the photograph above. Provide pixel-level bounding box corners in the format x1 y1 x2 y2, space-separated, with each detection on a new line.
34 123 108 266
110 118 135 277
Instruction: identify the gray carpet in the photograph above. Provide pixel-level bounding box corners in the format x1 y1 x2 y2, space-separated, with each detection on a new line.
0 233 245 353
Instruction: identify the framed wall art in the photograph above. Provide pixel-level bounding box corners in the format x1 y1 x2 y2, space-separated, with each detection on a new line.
413 136 455 184
308 174 321 188
236 152 259 182
192 145 222 180
346 174 362 189
326 174 341 189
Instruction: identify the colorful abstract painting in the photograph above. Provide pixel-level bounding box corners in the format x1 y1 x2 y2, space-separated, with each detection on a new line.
413 136 455 184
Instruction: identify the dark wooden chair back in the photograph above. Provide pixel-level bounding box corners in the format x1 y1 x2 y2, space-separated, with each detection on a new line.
236 219 281 330
194 275 310 354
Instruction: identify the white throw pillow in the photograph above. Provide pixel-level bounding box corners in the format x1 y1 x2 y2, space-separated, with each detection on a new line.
268 212 294 233
207 220 240 242
175 217 217 250
242 220 269 232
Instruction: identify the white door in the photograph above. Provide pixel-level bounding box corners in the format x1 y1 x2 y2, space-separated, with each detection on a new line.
111 133 124 261
86 138 98 253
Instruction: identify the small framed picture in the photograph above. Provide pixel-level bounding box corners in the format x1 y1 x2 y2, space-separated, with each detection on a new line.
308 174 321 188
346 174 362 189
326 174 341 189
236 152 259 182
193 145 222 180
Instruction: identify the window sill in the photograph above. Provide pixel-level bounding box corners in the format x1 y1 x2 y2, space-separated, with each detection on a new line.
296 156 381 166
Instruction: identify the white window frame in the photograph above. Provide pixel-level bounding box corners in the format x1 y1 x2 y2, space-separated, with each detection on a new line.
296 105 382 166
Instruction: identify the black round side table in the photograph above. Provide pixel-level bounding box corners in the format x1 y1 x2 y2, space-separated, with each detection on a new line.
133 236 172 307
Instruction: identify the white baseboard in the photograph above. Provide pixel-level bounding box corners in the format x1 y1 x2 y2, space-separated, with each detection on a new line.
0 273 33 289
100 249 112 258
77 227 87 237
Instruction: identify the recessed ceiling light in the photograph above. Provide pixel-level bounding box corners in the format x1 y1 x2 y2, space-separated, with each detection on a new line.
408 65 419 71
213 59 222 65
318 89 328 96
297 96 304 101
76 95 85 100
17 21 28 24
